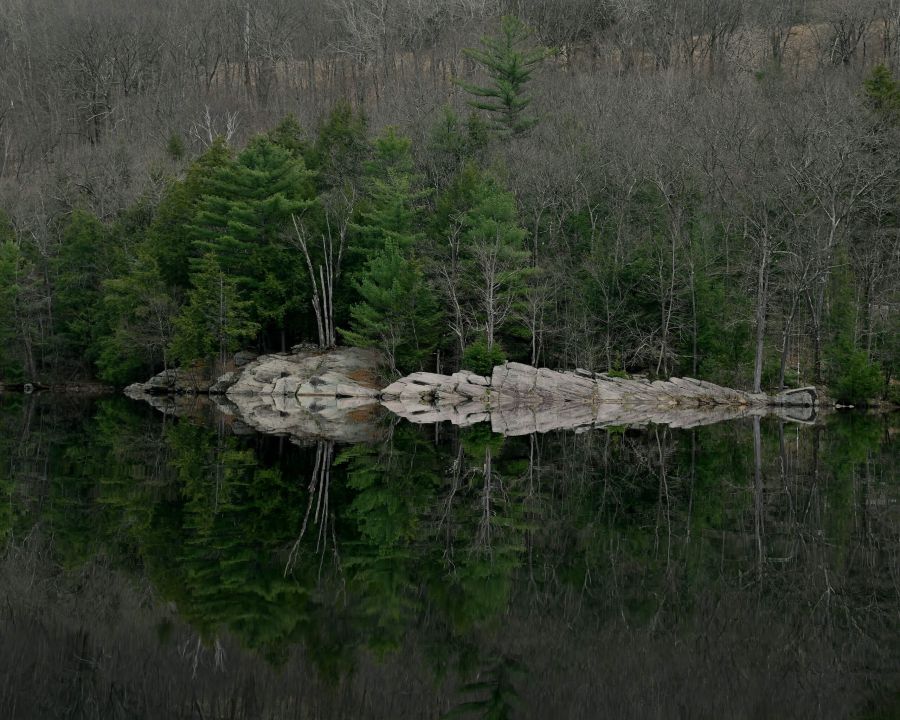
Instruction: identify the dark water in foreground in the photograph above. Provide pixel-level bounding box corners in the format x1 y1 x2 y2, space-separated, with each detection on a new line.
0 395 898 720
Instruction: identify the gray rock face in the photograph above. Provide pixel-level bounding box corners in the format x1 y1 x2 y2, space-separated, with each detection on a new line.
382 362 818 434
209 372 238 395
218 347 384 443
233 350 258 367
128 352 819 441
773 386 818 407
124 366 212 395
227 347 382 398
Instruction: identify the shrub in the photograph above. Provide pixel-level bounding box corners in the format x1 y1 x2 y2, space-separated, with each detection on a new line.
462 339 507 376
832 351 883 406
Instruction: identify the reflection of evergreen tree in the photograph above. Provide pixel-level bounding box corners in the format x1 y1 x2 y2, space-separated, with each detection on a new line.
446 654 526 720
147 422 315 663
2 394 897 712
337 425 444 653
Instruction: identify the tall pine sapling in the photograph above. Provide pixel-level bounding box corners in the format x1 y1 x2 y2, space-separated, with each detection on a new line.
457 16 551 136
342 241 442 375
172 254 259 373
461 176 531 354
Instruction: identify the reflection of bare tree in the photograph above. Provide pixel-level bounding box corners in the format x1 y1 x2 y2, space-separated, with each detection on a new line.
180 634 226 678
284 439 338 575
753 415 765 579
476 445 494 554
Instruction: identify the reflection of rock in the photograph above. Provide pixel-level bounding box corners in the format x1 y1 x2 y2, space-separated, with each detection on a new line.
222 348 384 444
383 362 818 435
123 384 209 417
128 351 820 439
211 393 385 446
128 348 388 444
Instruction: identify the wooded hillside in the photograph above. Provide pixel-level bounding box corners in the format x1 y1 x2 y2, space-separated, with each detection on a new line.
0 0 898 404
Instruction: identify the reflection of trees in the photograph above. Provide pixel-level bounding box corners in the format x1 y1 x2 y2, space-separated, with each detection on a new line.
286 439 336 572
1 397 898 717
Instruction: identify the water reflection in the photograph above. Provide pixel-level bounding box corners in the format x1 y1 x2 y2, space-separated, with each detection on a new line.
0 394 897 719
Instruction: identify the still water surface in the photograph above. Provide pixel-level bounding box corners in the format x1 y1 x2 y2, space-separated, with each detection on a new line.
1 395 898 719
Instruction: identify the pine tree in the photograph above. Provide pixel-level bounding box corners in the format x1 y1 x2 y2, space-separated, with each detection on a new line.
268 114 308 158
308 101 369 191
427 108 490 186
460 176 531 352
825 256 883 405
863 64 900 123
342 241 442 374
96 252 179 383
0 234 23 380
54 209 124 362
353 128 428 258
148 138 232 289
456 16 551 136
191 135 316 348
171 254 259 371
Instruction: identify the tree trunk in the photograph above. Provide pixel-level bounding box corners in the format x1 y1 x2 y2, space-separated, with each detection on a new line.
753 239 770 394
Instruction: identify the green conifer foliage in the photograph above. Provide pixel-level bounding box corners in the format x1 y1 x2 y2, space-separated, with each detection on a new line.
308 102 369 191
268 114 308 158
148 138 232 289
342 242 442 374
353 128 428 258
171 254 259 371
54 209 124 362
191 135 316 348
863 64 900 123
826 258 883 405
460 173 531 351
457 16 551 136
0 234 24 380
96 253 179 384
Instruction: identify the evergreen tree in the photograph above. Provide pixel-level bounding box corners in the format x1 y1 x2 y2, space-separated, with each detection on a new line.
308 101 369 191
863 64 900 123
342 241 442 374
54 209 124 363
191 135 316 350
0 234 23 380
96 252 179 384
171 253 259 371
353 128 428 258
147 138 232 289
268 114 308 158
825 257 883 405
460 172 531 353
457 16 551 136
427 108 490 187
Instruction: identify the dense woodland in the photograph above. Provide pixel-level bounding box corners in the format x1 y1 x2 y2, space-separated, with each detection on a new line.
1 0 899 403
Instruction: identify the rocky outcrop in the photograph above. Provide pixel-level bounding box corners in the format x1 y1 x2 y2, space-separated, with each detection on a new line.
382 362 817 434
215 347 384 444
128 353 819 440
127 348 387 444
124 365 214 395
225 347 382 399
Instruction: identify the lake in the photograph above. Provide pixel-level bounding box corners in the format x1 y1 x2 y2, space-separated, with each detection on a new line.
1 394 898 719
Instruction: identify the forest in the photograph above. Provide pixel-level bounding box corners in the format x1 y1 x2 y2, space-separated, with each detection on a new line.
0 0 899 404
